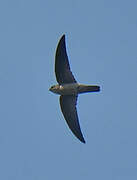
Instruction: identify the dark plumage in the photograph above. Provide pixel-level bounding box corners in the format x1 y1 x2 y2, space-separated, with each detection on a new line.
55 35 77 84
49 35 100 143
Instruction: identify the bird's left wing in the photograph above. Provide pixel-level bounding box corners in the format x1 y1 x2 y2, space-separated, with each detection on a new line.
60 95 85 143
55 35 77 85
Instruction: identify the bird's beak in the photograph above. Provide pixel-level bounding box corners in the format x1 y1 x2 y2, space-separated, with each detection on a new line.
49 87 51 91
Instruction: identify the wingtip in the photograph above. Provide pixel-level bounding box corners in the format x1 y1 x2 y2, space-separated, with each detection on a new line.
74 135 86 144
81 139 86 144
60 34 65 41
57 34 66 47
62 34 65 37
79 137 86 144
76 132 86 144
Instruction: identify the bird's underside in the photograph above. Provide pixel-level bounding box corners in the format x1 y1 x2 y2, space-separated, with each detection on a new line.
50 83 100 95
49 35 100 143
54 35 86 143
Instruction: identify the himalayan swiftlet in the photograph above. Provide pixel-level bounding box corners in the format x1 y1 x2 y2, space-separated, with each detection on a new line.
49 35 100 143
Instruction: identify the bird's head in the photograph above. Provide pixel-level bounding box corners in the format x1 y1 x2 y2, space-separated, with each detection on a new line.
49 85 56 91
49 84 60 94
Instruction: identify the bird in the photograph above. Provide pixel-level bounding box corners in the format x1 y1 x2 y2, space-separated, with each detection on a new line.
49 35 100 143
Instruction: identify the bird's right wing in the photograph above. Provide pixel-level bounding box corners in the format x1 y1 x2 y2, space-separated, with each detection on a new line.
60 95 85 143
55 35 77 85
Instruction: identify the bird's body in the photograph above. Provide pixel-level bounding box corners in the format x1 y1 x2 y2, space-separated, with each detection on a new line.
50 83 100 95
49 35 100 143
50 83 78 95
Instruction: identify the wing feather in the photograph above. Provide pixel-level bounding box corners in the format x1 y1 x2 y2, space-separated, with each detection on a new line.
55 35 77 84
60 95 85 143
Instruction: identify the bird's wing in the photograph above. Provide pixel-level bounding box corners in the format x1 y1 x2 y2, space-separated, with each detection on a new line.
60 95 85 143
55 35 77 85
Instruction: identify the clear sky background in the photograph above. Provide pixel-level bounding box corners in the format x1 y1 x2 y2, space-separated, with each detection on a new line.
0 0 137 179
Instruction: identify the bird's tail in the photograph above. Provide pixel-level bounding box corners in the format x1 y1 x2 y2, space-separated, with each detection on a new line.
78 85 100 94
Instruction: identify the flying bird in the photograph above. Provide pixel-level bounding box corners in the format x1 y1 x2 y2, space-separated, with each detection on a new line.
49 35 100 143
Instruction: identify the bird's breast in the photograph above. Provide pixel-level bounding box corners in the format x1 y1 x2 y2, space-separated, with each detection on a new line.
58 83 78 95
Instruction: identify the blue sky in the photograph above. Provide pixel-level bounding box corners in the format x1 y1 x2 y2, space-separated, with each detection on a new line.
0 0 137 179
